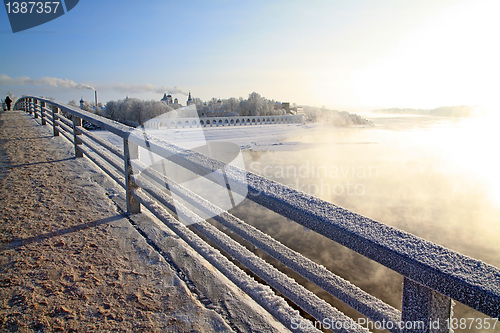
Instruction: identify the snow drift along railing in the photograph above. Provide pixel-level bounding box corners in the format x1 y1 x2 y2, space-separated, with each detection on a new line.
15 96 500 333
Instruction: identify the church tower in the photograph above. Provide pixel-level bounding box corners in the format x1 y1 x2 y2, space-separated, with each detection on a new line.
186 92 193 106
161 93 173 104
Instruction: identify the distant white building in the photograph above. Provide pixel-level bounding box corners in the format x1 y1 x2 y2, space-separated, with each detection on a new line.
161 93 172 104
161 93 181 107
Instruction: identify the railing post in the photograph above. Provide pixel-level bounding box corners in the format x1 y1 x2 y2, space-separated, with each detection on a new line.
51 105 59 136
33 99 39 118
72 116 84 158
40 101 46 125
123 138 141 214
401 277 453 333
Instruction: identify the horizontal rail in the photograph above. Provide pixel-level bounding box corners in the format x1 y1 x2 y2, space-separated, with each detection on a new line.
130 186 322 333
15 96 500 332
134 173 367 332
79 135 125 174
132 159 402 325
80 145 125 189
79 126 124 159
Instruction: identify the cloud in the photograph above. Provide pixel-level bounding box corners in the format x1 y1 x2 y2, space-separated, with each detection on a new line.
0 74 95 90
1 74 186 96
111 83 188 96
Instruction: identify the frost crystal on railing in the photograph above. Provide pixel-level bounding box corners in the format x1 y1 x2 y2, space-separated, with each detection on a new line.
130 104 248 225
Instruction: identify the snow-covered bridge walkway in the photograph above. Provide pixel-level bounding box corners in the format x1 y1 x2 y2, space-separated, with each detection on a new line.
0 110 285 332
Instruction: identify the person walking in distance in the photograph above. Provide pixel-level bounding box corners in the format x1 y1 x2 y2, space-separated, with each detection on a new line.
5 96 12 111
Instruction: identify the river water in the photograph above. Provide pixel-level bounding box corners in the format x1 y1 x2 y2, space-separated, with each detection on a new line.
228 114 500 331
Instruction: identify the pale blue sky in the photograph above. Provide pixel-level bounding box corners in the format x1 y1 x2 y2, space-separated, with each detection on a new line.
1 0 499 110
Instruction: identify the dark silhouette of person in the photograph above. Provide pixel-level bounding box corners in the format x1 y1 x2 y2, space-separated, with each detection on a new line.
5 96 12 111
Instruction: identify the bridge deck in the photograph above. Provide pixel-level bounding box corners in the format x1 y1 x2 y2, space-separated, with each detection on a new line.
0 110 280 332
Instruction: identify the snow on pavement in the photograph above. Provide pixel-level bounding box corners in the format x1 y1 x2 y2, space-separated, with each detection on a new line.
0 110 265 332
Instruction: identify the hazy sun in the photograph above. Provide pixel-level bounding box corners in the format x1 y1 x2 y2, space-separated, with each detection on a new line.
350 0 500 109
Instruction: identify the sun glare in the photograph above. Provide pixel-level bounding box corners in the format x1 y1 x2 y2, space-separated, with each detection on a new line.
409 111 500 207
349 0 500 109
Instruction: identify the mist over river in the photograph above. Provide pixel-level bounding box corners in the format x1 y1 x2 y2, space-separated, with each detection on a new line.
228 114 500 331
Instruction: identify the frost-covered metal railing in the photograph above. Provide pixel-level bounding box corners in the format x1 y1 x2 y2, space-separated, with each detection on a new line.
15 96 500 333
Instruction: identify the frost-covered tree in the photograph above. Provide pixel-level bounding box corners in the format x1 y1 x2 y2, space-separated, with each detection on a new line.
221 97 239 114
103 98 173 126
